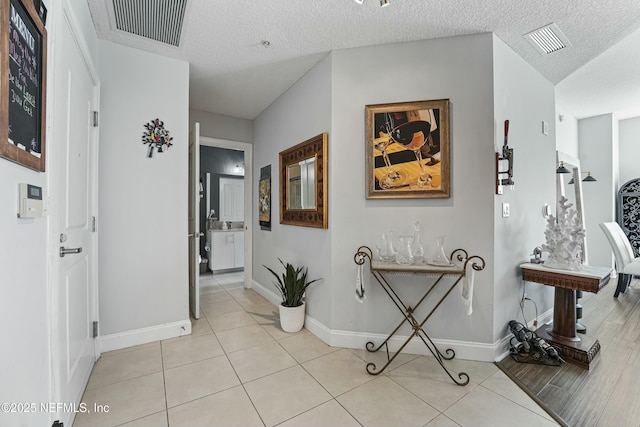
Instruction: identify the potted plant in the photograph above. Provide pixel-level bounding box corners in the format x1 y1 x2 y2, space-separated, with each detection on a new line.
264 258 320 332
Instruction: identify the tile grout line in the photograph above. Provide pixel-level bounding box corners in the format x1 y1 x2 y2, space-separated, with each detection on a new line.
222 288 348 427
479 371 564 423
384 369 446 417
216 277 269 426
159 336 170 426
163 284 259 421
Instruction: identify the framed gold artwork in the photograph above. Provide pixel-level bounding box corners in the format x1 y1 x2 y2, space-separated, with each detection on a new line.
366 99 450 199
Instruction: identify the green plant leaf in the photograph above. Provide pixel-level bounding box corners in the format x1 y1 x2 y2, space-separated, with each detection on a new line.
263 258 321 307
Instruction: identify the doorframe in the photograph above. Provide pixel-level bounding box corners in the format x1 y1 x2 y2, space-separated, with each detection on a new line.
46 0 101 423
199 137 253 288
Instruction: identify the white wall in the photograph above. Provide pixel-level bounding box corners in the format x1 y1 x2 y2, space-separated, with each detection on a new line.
555 109 579 158
329 34 496 345
97 41 190 339
253 55 333 326
492 37 557 341
619 116 640 186
252 33 558 359
579 114 617 267
0 162 49 427
190 108 253 143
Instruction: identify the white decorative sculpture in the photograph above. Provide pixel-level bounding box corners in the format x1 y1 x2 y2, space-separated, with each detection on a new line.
542 196 585 270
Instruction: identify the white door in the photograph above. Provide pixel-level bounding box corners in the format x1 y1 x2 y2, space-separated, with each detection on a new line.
51 7 99 426
188 123 201 318
219 177 244 221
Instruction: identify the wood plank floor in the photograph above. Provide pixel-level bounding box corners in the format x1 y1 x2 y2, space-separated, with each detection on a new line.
496 276 640 427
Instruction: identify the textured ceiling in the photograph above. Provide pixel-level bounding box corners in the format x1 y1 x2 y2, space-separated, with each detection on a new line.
87 0 640 120
556 25 640 120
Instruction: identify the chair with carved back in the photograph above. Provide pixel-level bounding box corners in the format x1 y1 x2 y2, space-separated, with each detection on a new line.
600 221 640 297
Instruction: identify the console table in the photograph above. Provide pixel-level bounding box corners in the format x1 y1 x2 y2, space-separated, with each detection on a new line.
354 246 485 386
520 263 612 369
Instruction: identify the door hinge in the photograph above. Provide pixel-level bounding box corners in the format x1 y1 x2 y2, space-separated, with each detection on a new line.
92 111 99 127
91 216 97 232
52 420 64 427
92 321 98 338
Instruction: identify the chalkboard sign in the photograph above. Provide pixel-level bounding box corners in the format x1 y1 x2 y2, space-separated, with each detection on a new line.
0 0 47 172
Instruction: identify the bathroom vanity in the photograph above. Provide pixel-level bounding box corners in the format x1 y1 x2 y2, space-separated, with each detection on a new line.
207 228 244 272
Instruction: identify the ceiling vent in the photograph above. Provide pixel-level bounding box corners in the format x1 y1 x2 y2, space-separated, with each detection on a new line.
112 0 188 47
524 23 571 55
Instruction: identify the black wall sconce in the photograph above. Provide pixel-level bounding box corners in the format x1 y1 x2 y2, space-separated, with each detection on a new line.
495 120 514 194
556 161 597 184
556 161 571 174
568 172 597 184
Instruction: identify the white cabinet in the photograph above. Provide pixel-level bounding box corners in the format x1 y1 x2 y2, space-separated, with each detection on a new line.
210 231 244 271
234 231 244 268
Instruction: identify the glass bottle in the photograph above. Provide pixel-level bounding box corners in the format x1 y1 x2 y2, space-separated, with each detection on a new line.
411 221 425 264
428 235 451 266
376 232 396 262
395 236 414 265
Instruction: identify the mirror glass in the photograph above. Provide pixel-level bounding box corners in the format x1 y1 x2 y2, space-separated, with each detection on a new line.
279 133 328 228
287 157 316 209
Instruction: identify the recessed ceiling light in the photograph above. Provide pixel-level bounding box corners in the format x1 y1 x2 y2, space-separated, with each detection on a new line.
524 23 571 55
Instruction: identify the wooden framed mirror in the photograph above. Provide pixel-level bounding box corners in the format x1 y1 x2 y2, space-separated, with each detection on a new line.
279 133 328 228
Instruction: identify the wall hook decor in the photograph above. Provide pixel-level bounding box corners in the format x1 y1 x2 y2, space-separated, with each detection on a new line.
142 118 173 158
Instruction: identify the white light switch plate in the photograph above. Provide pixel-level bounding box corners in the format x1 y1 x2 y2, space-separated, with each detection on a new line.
502 203 510 218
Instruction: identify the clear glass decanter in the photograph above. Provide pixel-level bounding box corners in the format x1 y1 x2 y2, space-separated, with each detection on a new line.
411 221 425 264
428 235 451 266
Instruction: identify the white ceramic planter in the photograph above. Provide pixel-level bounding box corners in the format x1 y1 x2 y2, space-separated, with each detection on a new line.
279 301 305 333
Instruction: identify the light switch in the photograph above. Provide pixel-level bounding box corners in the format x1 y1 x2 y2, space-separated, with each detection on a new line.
502 203 510 218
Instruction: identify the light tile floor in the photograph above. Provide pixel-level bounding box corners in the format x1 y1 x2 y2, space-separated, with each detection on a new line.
74 272 559 427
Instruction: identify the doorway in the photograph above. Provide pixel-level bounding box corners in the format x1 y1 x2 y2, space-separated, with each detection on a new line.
198 137 253 296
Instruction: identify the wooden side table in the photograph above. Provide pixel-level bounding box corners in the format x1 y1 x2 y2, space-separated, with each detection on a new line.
520 263 612 369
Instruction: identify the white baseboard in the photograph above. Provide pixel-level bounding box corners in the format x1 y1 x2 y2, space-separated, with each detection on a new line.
304 316 502 362
251 279 282 306
97 319 192 354
252 279 515 362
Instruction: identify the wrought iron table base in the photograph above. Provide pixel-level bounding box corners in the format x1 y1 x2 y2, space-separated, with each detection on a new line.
354 246 485 386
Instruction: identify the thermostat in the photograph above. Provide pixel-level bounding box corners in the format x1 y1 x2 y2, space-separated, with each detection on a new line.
17 183 44 218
